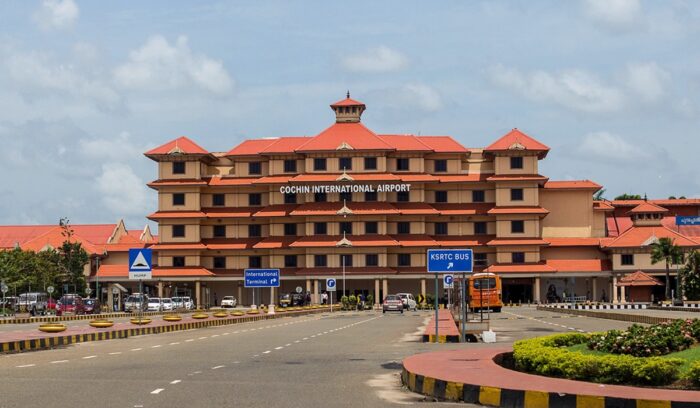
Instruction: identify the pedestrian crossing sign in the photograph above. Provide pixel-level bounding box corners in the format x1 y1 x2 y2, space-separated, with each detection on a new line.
129 248 152 279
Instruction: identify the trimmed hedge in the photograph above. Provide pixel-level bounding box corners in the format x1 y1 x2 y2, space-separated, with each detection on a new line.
588 319 700 357
513 333 684 386
685 361 700 387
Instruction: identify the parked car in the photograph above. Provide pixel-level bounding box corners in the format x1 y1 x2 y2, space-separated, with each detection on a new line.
46 297 57 314
221 296 237 308
57 294 85 315
18 292 49 315
181 296 195 310
383 295 404 314
396 293 417 311
83 298 101 314
124 293 148 312
147 297 163 312
1 296 19 313
161 298 173 311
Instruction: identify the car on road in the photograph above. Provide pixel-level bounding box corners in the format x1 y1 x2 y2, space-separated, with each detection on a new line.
147 297 163 312
124 293 148 312
57 294 85 315
221 296 237 308
396 293 417 311
161 298 173 311
83 298 101 314
382 295 404 314
18 292 49 315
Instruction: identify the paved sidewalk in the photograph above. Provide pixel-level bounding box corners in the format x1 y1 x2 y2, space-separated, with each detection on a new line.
423 309 459 343
402 347 700 407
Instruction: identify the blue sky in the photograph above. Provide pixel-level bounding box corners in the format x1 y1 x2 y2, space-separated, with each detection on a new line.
1 0 699 229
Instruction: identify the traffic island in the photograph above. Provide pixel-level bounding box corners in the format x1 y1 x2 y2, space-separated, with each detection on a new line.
89 319 114 328
422 309 460 343
37 323 67 333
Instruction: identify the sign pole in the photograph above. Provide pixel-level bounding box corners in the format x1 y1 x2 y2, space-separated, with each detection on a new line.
461 271 466 342
434 273 439 343
139 279 143 321
330 291 333 313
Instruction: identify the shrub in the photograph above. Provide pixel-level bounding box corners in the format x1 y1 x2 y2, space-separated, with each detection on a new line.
348 295 357 307
340 296 349 310
514 333 683 386
366 294 374 308
587 319 700 357
685 361 700 387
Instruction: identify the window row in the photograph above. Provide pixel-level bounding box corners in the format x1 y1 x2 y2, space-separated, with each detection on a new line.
244 158 453 174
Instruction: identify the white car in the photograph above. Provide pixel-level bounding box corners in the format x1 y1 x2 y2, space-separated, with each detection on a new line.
182 296 195 310
221 296 237 308
161 298 173 311
396 293 417 311
146 297 162 312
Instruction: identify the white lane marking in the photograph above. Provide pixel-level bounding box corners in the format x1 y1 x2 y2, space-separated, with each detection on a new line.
198 336 208 340
233 361 240 364
170 342 180 345
263 350 271 354
211 334 220 337
109 352 122 355
16 364 35 368
285 343 291 347
151 389 164 395
275 346 283 350
303 337 309 340
223 333 230 336
294 340 300 343
51 360 69 364
170 380 181 384
82 355 97 359
185 339 194 342
152 345 162 348
212 365 225 370
131 348 143 351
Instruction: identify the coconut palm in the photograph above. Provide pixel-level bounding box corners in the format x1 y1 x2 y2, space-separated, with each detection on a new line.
650 237 681 300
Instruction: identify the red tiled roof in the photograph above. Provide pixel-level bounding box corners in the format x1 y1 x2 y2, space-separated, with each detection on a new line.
145 136 209 156
393 202 440 215
594 201 615 211
377 135 432 151
545 259 611 272
487 175 548 182
203 238 260 250
544 180 602 190
147 179 208 188
225 139 278 156
150 243 207 250
399 174 439 182
618 270 663 287
253 204 296 217
611 199 700 207
290 173 400 182
252 236 298 249
487 238 549 246
484 262 557 273
96 264 128 277
330 96 365 107
487 206 549 215
259 137 312 154
296 123 394 152
416 136 469 153
252 176 293 184
152 267 214 277
208 177 259 186
433 236 493 246
392 234 438 247
148 211 206 220
602 225 699 248
484 128 550 158
289 235 399 248
290 202 399 216
204 207 256 218
432 203 492 215
545 237 601 247
628 202 668 214
437 174 489 183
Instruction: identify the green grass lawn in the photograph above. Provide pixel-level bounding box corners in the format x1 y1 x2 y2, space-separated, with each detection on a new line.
566 343 700 374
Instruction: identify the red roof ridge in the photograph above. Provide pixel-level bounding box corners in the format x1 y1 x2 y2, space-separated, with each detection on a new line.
295 122 394 152
145 136 209 156
484 128 550 158
628 201 669 214
543 180 602 190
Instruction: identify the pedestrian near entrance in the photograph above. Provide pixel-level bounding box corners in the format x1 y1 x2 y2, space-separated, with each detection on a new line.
321 292 328 305
305 292 311 306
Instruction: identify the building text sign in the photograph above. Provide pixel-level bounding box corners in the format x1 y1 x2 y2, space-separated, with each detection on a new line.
280 183 410 195
676 216 700 226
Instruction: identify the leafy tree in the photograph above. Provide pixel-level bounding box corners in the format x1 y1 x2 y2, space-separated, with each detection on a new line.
57 218 89 294
614 193 642 200
593 189 607 201
669 196 676 199
650 237 682 300
681 250 700 301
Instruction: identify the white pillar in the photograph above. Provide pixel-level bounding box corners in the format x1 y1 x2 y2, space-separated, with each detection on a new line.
374 279 380 305
612 276 618 304
620 285 626 304
195 281 202 309
534 277 541 304
382 279 388 299
157 281 163 298
313 280 319 304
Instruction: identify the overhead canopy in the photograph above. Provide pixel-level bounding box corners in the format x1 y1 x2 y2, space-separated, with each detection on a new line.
617 270 663 287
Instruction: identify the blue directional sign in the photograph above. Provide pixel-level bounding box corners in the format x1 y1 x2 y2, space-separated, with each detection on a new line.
676 216 700 226
427 249 473 273
326 278 337 291
443 274 454 289
244 269 280 288
129 248 152 279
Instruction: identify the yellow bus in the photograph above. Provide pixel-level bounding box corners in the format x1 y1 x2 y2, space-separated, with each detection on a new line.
468 272 503 312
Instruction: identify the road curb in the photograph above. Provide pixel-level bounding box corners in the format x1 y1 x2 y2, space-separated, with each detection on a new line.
0 310 167 325
536 305 675 324
0 307 331 353
401 365 699 407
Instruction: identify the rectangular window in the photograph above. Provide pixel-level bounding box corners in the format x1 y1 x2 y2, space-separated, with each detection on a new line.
340 222 353 235
314 222 327 235
315 192 327 202
339 192 352 202
512 252 525 264
510 156 523 169
173 256 185 267
340 254 353 267
398 253 411 267
397 191 409 202
314 255 327 267
435 222 448 235
621 254 634 265
365 191 377 202
364 157 377 170
172 193 185 206
284 193 297 204
339 157 352 170
511 188 524 201
249 161 261 175
283 159 297 173
213 256 226 269
435 191 448 203
248 224 261 237
472 190 485 203
172 161 186 174
397 222 410 234
212 193 225 206
434 159 447 172
172 225 185 238
284 223 297 236
213 225 226 238
474 253 487 267
249 193 262 206
313 158 326 171
284 255 297 268
511 220 525 233
365 221 378 234
396 158 409 171
474 221 487 235
249 256 262 268
365 254 379 267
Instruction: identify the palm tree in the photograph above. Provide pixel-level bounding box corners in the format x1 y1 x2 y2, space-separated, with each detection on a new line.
650 237 681 300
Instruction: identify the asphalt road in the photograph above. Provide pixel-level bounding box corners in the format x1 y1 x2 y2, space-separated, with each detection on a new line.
0 307 650 408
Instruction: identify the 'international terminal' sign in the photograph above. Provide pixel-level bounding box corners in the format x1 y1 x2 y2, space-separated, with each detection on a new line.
280 183 411 195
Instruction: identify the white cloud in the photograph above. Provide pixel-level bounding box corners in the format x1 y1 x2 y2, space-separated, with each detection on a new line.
79 132 152 161
340 46 408 73
578 131 651 162
583 0 641 29
489 65 625 113
33 0 79 31
96 163 151 217
113 35 234 95
624 62 669 102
